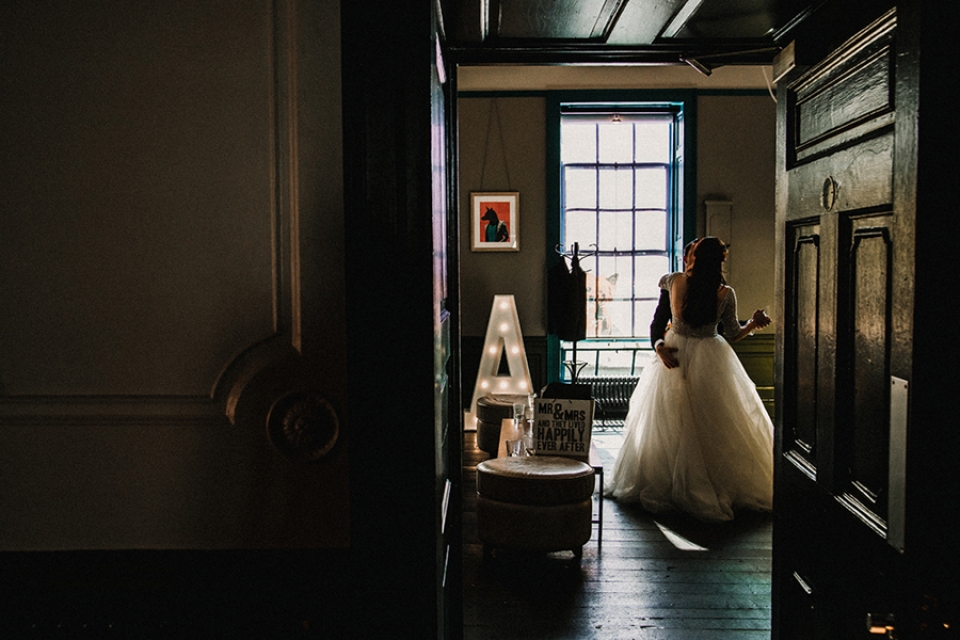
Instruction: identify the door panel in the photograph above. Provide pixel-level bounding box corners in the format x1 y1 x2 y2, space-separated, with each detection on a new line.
783 221 820 475
790 21 895 163
839 217 894 529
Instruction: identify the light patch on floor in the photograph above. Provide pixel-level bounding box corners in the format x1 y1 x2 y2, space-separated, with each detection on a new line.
654 520 710 551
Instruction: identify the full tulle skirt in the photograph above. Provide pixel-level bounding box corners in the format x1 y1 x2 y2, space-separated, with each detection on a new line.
605 331 774 522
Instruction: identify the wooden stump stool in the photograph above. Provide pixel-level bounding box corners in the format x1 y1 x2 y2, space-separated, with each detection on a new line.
476 455 595 562
475 394 527 456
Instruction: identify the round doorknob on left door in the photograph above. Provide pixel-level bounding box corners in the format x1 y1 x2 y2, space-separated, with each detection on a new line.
266 391 340 463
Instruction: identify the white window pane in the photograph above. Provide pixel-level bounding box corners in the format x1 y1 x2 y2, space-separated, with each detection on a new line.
634 255 671 289
564 211 596 247
586 270 621 337
595 256 623 299
596 349 635 377
597 211 633 251
635 120 672 163
634 210 668 251
602 299 632 337
635 167 668 209
596 347 621 368
634 299 660 337
596 256 621 285
598 168 633 210
564 167 596 209
597 122 632 163
561 124 596 163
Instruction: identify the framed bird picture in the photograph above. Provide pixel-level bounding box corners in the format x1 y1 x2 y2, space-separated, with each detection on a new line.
471 192 519 252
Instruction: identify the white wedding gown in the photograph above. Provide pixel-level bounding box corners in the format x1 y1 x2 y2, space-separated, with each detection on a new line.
605 274 774 522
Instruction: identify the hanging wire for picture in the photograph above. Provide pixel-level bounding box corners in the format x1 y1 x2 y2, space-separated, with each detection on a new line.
479 98 511 190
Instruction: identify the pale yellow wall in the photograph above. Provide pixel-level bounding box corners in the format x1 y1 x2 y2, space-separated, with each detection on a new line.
697 95 777 319
458 72 778 336
459 97 548 336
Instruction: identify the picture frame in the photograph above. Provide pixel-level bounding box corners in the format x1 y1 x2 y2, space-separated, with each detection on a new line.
471 192 519 252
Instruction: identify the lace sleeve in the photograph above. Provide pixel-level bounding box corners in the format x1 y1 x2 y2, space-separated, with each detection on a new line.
720 287 741 340
659 272 681 291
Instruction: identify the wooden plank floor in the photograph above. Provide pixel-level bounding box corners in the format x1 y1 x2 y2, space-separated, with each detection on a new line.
462 430 773 640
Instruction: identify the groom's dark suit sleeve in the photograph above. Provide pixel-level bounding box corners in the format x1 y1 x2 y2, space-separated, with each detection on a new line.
650 288 671 348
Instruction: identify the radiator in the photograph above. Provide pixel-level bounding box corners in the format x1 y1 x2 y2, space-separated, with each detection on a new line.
580 376 639 420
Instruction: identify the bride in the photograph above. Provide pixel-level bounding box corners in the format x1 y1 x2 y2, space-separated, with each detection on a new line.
605 237 774 522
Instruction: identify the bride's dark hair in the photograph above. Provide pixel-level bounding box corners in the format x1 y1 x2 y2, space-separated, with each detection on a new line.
683 237 727 327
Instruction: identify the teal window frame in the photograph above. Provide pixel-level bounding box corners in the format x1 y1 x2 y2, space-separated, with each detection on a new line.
546 90 698 384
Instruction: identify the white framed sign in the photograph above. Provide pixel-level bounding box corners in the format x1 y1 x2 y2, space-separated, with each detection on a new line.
533 397 594 457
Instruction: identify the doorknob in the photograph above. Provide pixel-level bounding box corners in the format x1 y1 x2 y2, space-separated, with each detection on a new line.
217 342 341 463
267 390 340 463
821 175 838 211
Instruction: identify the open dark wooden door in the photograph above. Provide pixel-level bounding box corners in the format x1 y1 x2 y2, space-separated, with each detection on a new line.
340 0 462 636
773 2 959 637
432 5 463 636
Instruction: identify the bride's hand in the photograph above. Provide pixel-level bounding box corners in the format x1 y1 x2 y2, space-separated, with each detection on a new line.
751 309 771 329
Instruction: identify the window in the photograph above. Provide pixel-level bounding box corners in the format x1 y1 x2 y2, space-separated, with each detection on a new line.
558 104 685 379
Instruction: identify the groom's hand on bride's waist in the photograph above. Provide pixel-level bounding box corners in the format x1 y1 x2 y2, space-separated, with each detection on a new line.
655 342 680 369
